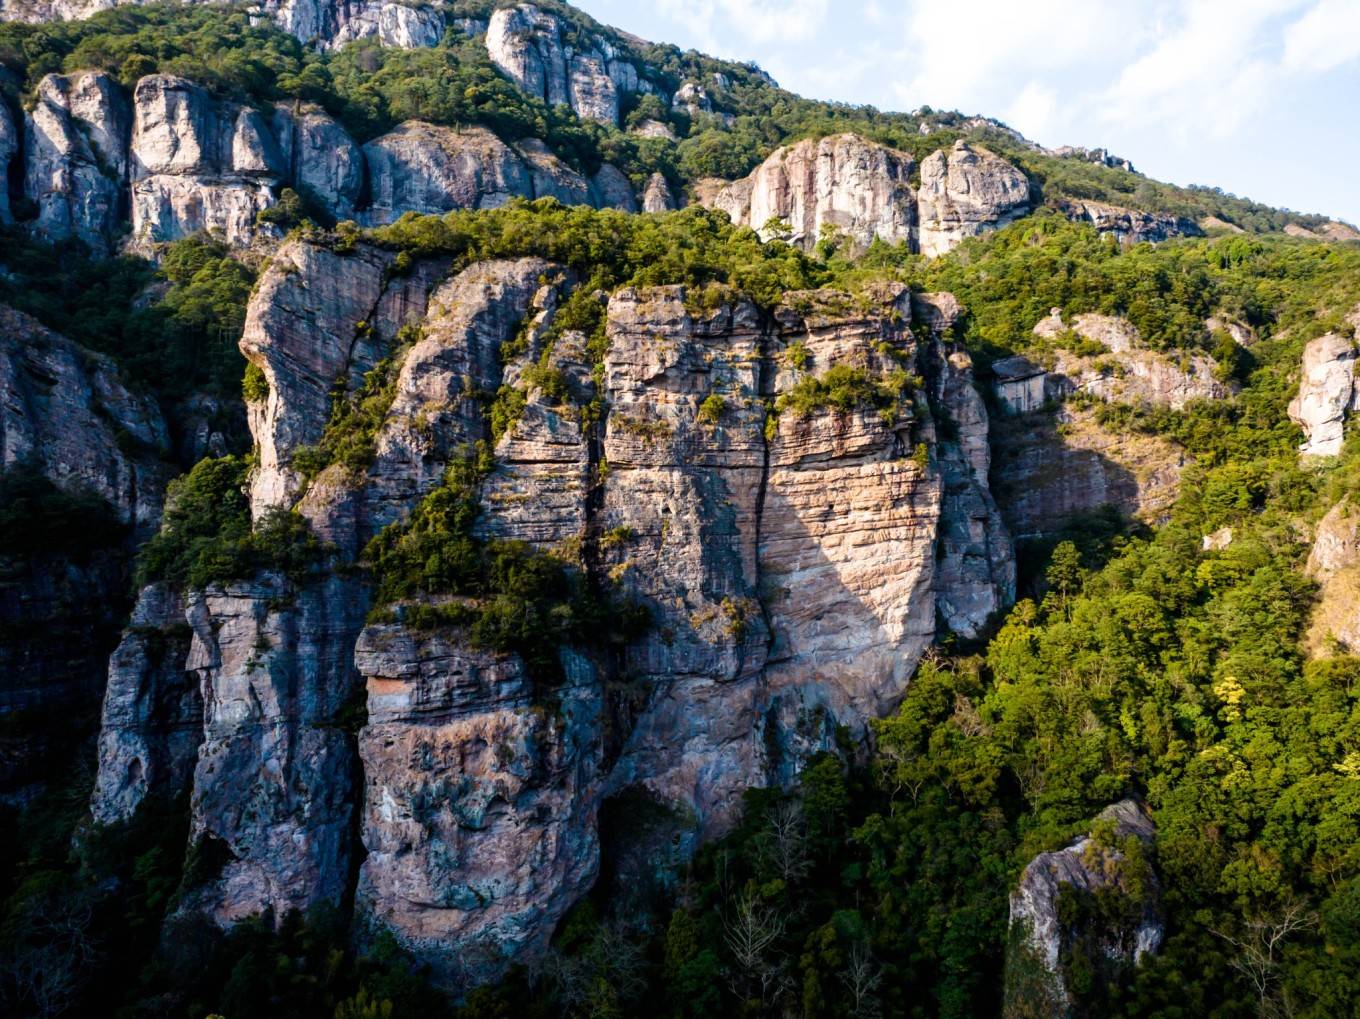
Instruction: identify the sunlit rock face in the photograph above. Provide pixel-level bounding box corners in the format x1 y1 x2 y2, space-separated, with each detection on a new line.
92 242 1017 988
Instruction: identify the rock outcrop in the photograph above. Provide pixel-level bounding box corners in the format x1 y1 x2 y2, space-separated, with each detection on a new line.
1055 198 1202 245
271 101 365 221
991 405 1184 540
697 134 918 250
23 71 129 253
486 3 653 126
916 294 1015 638
1030 310 1231 411
90 583 198 824
96 244 1015 986
917 141 1030 258
361 122 536 224
360 123 625 225
1305 499 1360 654
641 171 675 212
130 74 286 249
0 304 169 531
1006 800 1163 1018
1289 315 1360 456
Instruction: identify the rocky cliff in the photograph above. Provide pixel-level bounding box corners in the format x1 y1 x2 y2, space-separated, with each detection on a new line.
1005 800 1163 1018
3 65 650 253
987 311 1212 539
698 136 1035 258
91 240 1017 985
1288 305 1360 457
0 303 172 794
696 134 917 251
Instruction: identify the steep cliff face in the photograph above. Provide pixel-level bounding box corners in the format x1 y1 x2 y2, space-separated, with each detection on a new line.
917 141 1031 258
988 311 1213 539
1006 800 1163 1019
5 66 644 250
0 304 169 531
486 2 654 126
130 74 286 248
915 293 1015 637
94 242 1016 985
696 134 918 250
0 303 171 791
23 71 129 253
1288 309 1360 457
272 100 365 221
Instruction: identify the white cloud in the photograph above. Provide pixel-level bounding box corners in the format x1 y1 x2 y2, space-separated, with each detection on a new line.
1096 0 1355 140
1282 0 1360 72
1006 82 1060 140
653 0 829 50
892 0 1142 115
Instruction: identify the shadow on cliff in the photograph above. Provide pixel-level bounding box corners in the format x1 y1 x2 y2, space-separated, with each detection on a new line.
987 406 1150 600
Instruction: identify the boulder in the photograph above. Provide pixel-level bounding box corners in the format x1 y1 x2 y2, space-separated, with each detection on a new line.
1006 800 1163 1018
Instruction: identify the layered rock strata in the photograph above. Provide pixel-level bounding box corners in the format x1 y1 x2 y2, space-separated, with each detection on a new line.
93 242 1015 986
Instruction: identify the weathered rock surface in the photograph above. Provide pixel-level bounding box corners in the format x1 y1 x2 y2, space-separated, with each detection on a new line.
178 573 369 925
1305 499 1360 655
589 162 637 211
130 74 285 248
1289 317 1360 456
641 171 675 212
917 141 1030 258
360 123 612 225
241 237 445 517
0 303 169 530
992 404 1184 540
23 71 129 252
354 631 603 987
917 295 1015 638
0 303 169 795
1055 197 1201 245
98 245 1017 985
486 3 649 125
698 134 917 250
90 583 198 823
272 101 364 220
1032 310 1231 411
1006 800 1163 1018
361 122 534 224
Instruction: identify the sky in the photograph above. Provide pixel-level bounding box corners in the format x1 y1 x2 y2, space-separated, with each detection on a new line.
574 0 1360 226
